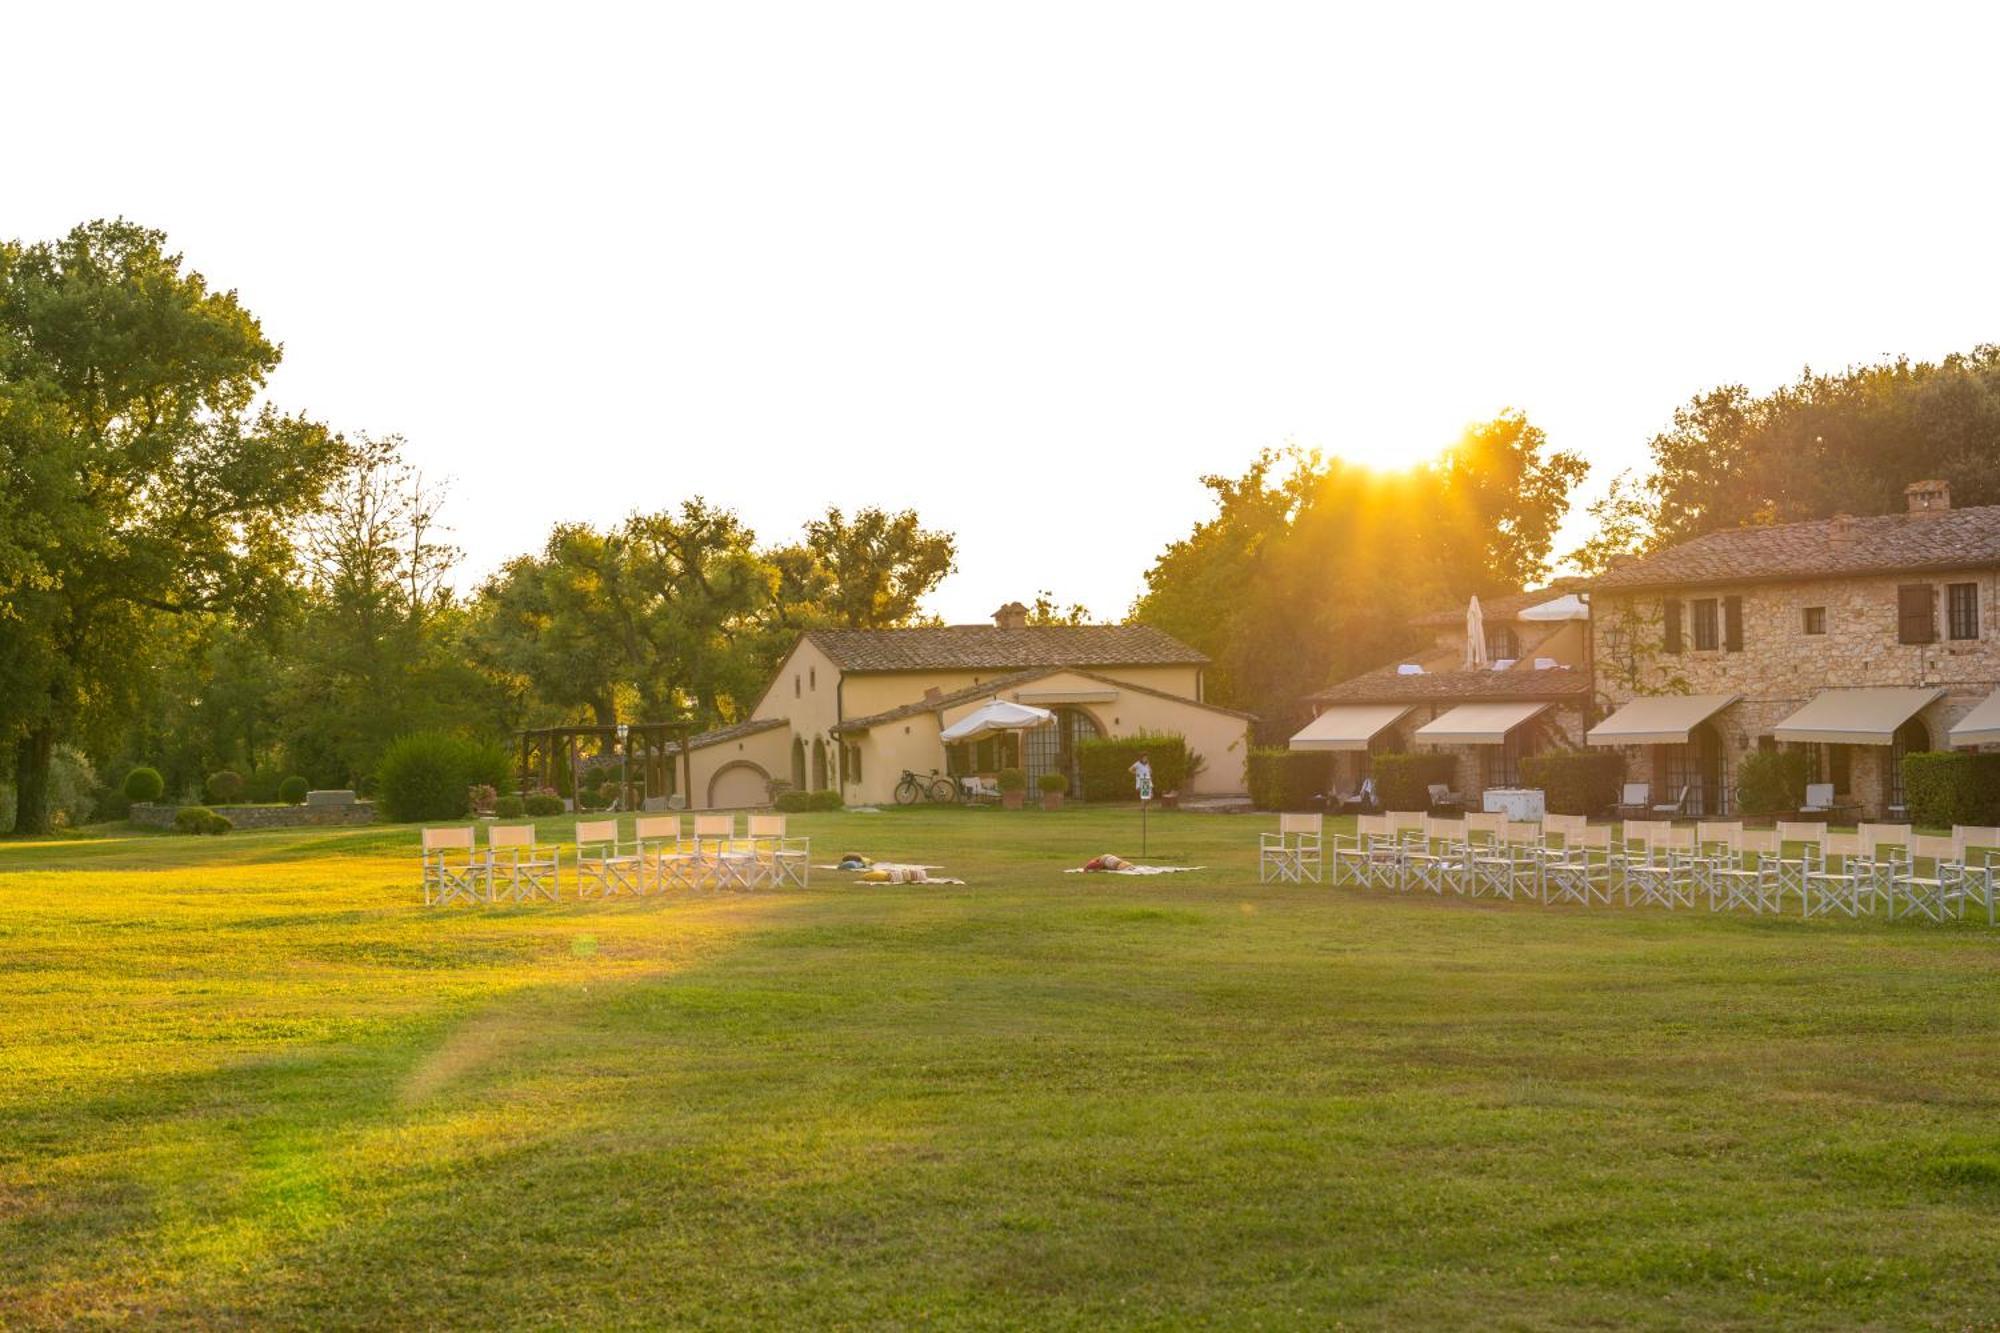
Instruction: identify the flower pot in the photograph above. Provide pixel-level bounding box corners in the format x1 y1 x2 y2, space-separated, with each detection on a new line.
1001 791 1025 810
1041 793 1064 812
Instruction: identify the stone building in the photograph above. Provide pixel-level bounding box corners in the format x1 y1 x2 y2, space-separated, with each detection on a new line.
1587 480 2000 818
1290 587 1591 804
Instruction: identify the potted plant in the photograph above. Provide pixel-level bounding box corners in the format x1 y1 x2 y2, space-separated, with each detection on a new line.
997 767 1028 810
1038 770 1069 811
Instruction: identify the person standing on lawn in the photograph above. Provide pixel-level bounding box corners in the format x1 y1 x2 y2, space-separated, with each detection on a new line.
1128 752 1154 802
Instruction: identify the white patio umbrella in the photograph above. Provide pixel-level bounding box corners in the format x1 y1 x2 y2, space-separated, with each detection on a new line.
1517 592 1588 622
938 699 1056 743
1465 596 1489 670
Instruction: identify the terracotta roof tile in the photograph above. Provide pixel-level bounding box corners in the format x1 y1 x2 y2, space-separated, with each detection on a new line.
1590 503 2000 593
833 666 1255 734
1307 665 1590 705
671 717 790 753
805 624 1207 673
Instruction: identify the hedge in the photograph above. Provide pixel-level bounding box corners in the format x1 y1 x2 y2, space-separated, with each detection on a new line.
1903 751 2000 828
278 775 310 805
1373 751 1459 811
376 732 514 823
1078 734 1188 802
1247 748 1330 811
174 805 232 835
1736 749 1809 816
123 766 165 803
1519 750 1626 816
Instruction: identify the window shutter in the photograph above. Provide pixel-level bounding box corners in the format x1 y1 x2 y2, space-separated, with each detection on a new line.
1723 596 1743 652
1663 599 1683 654
1897 584 1935 644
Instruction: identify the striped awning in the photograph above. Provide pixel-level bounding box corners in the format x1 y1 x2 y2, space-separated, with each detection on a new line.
1413 701 1551 746
1949 689 2000 748
1586 693 1738 747
1287 704 1410 752
1772 687 1943 746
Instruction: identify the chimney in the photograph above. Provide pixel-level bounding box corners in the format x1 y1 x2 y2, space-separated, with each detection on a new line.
1905 480 1951 515
1828 513 1853 544
992 601 1028 630
922 686 944 704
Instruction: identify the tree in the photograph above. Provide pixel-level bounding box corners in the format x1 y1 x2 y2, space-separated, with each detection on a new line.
0 220 344 833
768 506 956 629
1026 590 1091 626
1132 413 1587 731
1571 347 2000 563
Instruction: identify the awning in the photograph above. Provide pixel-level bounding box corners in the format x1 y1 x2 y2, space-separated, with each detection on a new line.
1950 689 2000 748
1288 704 1410 752
1586 693 1739 747
1413 701 1551 746
939 699 1055 743
1517 593 1589 622
1771 687 1943 746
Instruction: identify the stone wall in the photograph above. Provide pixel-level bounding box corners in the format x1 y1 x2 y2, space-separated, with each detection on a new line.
1595 566 2000 817
130 801 379 830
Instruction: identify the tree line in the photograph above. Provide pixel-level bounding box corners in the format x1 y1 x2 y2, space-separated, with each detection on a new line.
9 219 2000 832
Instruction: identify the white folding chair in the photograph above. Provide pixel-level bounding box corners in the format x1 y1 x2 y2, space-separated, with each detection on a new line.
1803 832 1869 918
575 818 644 898
1405 817 1467 894
1466 820 1539 900
1952 826 2000 925
1854 823 1914 910
1330 814 1393 887
1260 814 1324 884
636 814 695 891
749 813 810 888
1889 834 1962 922
1711 829 1780 913
1542 826 1612 906
421 826 483 906
1624 825 1696 909
486 823 560 902
1692 821 1742 906
1768 822 1824 913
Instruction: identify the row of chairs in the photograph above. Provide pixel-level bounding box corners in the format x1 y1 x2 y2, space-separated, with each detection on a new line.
1259 813 2000 922
421 814 809 906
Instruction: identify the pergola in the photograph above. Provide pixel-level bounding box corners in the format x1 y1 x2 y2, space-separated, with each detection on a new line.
517 723 694 808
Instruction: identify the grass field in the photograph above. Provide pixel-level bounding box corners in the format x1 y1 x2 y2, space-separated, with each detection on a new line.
4 808 1999 1328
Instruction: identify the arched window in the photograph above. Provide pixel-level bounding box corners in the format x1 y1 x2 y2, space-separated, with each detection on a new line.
791 737 807 790
1888 717 1930 813
1022 707 1100 798
812 737 829 791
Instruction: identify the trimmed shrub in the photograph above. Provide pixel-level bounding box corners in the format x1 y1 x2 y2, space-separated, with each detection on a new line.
494 794 526 818
996 767 1027 793
375 732 513 823
278 775 310 805
174 805 231 835
523 793 564 817
205 770 245 804
1078 734 1189 802
1903 751 2000 828
124 766 165 804
775 789 844 813
1519 750 1626 817
1247 748 1330 811
1373 752 1459 811
1737 749 1809 817
1037 771 1070 794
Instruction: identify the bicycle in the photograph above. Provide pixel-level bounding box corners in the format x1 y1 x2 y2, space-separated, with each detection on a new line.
895 768 959 805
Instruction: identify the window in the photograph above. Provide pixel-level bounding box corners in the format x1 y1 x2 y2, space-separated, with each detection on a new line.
1802 606 1827 635
1897 584 1936 644
1948 582 1980 640
1663 599 1683 654
1691 598 1719 651
809 666 817 689
1484 726 1536 790
1723 595 1743 652
793 674 801 698
1485 625 1519 661
844 743 862 784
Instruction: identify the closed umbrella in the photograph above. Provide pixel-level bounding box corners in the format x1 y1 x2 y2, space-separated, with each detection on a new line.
1466 596 1489 670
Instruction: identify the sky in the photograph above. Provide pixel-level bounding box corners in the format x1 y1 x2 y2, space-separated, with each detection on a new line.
8 1 2000 624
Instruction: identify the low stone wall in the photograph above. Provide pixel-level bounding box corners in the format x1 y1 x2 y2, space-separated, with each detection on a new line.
129 801 379 830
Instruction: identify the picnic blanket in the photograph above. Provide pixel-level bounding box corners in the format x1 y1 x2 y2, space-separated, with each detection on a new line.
814 859 964 885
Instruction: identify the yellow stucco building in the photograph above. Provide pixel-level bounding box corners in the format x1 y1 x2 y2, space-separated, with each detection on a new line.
673 603 1254 808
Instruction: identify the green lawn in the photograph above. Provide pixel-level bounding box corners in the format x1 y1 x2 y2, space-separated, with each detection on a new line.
3 808 1998 1328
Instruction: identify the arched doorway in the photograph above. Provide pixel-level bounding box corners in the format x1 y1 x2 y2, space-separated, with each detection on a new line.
1658 720 1730 816
708 761 771 809
1023 706 1101 798
790 737 807 790
811 738 829 791
1887 716 1930 814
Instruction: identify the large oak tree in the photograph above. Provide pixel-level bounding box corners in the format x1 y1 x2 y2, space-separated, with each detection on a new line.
0 221 344 832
